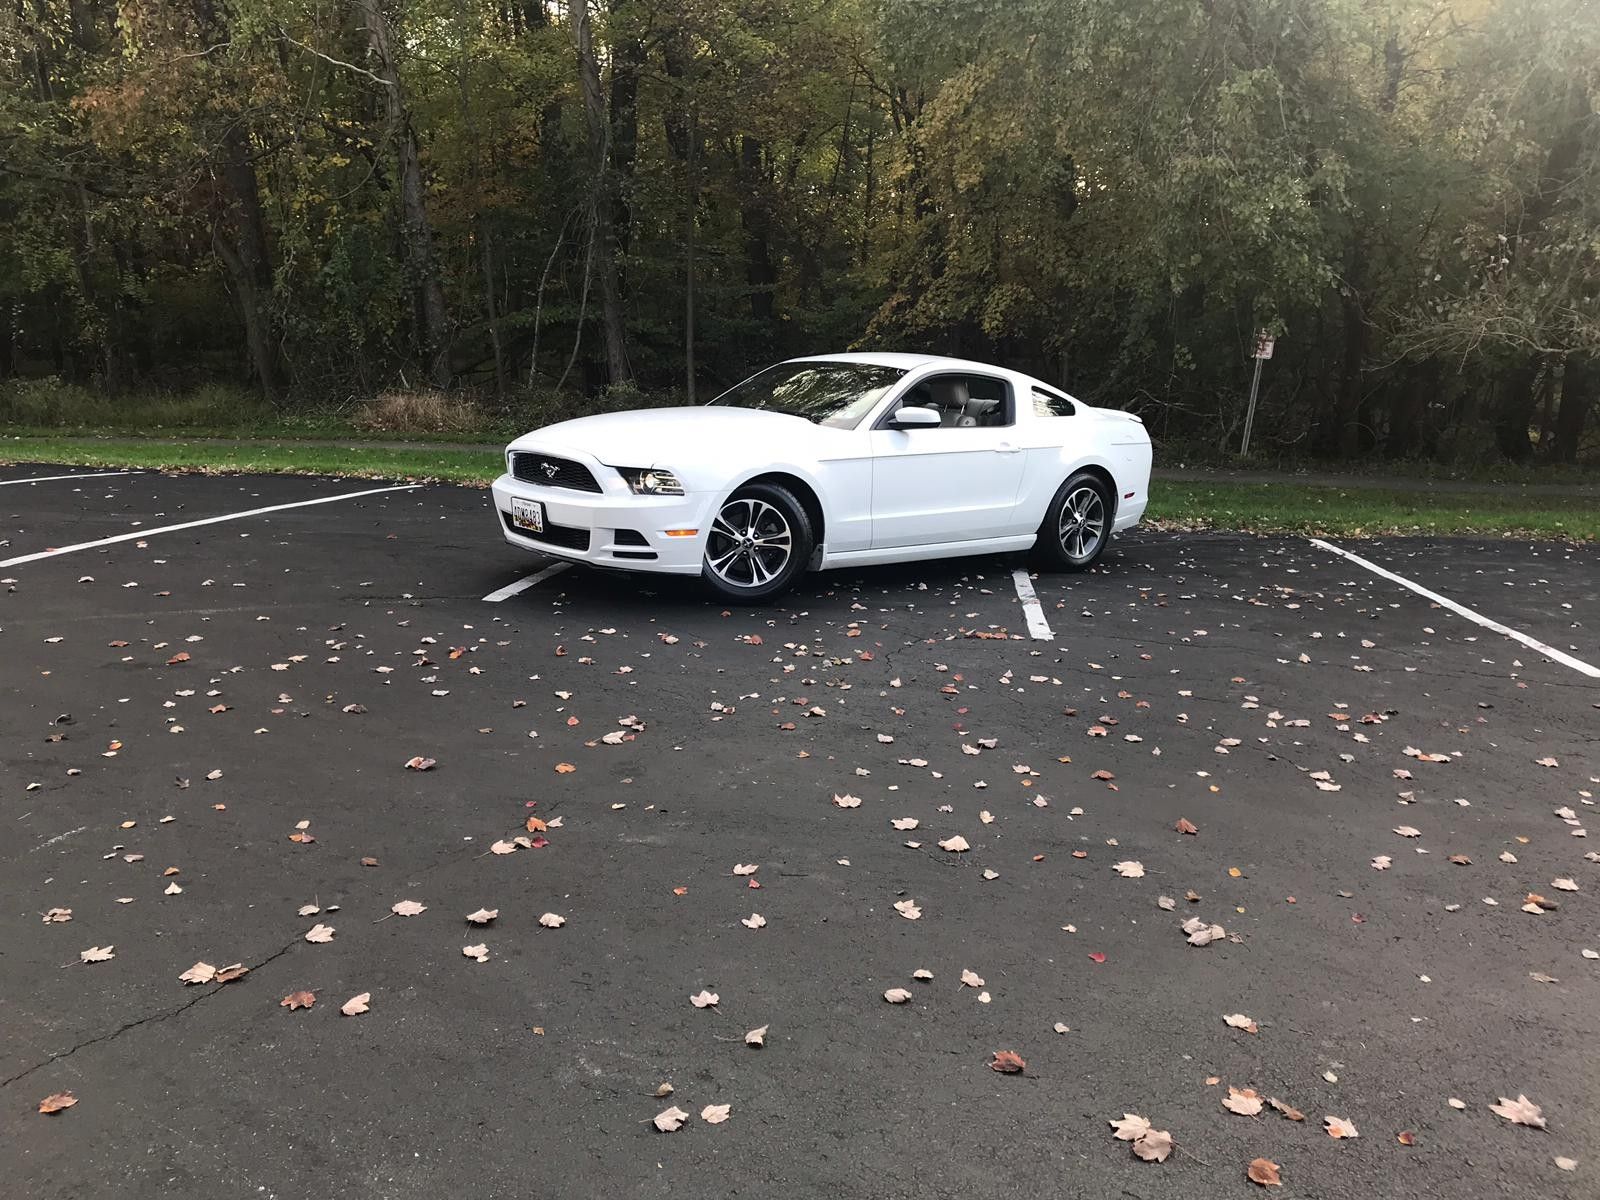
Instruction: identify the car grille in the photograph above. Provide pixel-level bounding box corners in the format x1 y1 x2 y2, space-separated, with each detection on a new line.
502 512 591 552
510 452 603 493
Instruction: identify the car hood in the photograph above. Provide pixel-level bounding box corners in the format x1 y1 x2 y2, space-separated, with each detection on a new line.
507 406 834 488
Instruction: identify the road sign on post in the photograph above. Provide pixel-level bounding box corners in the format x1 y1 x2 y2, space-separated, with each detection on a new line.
1240 330 1275 455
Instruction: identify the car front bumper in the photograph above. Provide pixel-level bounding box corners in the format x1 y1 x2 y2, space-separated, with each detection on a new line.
490 472 712 575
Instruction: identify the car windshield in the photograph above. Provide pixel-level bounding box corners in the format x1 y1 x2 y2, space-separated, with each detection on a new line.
708 361 906 429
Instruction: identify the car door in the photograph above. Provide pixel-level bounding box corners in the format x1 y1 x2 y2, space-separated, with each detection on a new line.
868 372 1028 548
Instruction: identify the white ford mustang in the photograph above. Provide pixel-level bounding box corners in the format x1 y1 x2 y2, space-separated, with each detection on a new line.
492 353 1151 601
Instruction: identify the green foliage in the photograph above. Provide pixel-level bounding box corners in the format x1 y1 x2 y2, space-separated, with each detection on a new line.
1 0 1597 463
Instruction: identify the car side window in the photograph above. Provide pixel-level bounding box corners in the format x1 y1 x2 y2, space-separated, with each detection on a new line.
1032 387 1076 417
894 373 1014 429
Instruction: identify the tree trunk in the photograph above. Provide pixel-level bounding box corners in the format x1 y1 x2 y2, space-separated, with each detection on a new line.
607 1 642 277
740 136 777 326
361 0 451 387
216 125 282 401
573 1 631 386
1494 360 1541 461
1551 358 1591 464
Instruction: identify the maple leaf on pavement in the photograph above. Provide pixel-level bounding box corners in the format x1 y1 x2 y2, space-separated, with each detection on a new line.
1113 860 1145 878
1224 1087 1264 1116
700 1104 731 1125
1247 1158 1282 1187
38 1092 78 1114
1489 1095 1547 1129
390 900 427 917
1132 1128 1173 1162
653 1106 689 1132
1224 1013 1259 1033
988 1050 1026 1073
341 993 371 1016
79 945 114 963
690 990 719 1008
280 990 316 1010
1324 1115 1359 1139
1109 1114 1151 1141
745 1025 767 1047
465 908 498 924
178 962 216 985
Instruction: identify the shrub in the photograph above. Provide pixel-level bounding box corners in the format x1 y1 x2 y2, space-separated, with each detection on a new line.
352 390 487 434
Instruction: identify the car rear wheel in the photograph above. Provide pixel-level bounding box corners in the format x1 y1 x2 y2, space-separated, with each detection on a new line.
1035 471 1113 571
701 483 814 603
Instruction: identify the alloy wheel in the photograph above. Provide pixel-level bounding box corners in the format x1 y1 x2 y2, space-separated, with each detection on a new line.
1057 485 1106 563
706 498 794 589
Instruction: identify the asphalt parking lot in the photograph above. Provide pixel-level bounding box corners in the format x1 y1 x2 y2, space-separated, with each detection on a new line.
2 464 1597 1200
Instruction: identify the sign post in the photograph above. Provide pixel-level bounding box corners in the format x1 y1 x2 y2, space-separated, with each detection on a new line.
1240 331 1274 456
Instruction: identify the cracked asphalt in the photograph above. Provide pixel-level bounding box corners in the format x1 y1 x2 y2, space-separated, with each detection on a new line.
2 464 1598 1199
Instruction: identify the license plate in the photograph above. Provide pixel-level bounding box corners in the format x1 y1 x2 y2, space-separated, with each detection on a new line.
510 498 544 533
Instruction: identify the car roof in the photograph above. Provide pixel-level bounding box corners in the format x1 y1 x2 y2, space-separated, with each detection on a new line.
788 351 1022 376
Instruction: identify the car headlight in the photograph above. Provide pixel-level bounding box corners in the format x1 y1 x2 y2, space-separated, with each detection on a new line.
615 467 685 496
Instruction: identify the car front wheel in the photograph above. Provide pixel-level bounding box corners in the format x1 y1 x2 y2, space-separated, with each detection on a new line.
700 483 814 602
1035 471 1113 571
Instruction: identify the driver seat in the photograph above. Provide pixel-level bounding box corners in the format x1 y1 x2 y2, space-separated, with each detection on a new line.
923 377 970 427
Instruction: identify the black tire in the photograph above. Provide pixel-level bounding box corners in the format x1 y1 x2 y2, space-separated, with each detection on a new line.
1034 471 1114 571
700 482 815 603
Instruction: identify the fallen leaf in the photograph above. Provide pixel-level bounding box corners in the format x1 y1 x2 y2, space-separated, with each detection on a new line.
1325 1115 1359 1139
884 987 913 1003
1175 818 1198 835
304 923 335 943
1552 877 1579 892
178 961 216 985
214 963 248 983
1394 825 1422 838
462 943 489 962
280 990 316 1010
1224 1087 1264 1116
832 793 862 808
960 968 985 988
1109 1114 1151 1141
988 1050 1026 1073
1132 1128 1173 1162
1224 1013 1259 1033
690 989 719 1008
1555 1156 1577 1171
341 992 371 1016
38 1092 77 1114
700 1104 731 1125
465 908 498 924
538 912 566 928
390 899 427 917
741 913 766 929
1247 1157 1282 1187
42 908 72 924
938 835 970 852
653 1106 690 1132
894 898 922 920
745 1025 767 1047
1489 1094 1546 1129
1397 1130 1416 1146
1268 1098 1305 1121
403 756 436 771
654 1083 674 1098
79 945 114 963
1113 860 1146 878
731 863 759 875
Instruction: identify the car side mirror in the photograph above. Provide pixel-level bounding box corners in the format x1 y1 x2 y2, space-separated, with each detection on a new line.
887 406 941 429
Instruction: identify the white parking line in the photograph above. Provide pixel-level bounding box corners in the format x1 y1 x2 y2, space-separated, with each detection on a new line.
1309 537 1600 679
483 561 572 602
0 470 136 487
0 484 421 569
1011 568 1055 640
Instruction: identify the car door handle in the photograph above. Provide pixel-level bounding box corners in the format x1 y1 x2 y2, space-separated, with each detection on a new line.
996 442 1021 454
